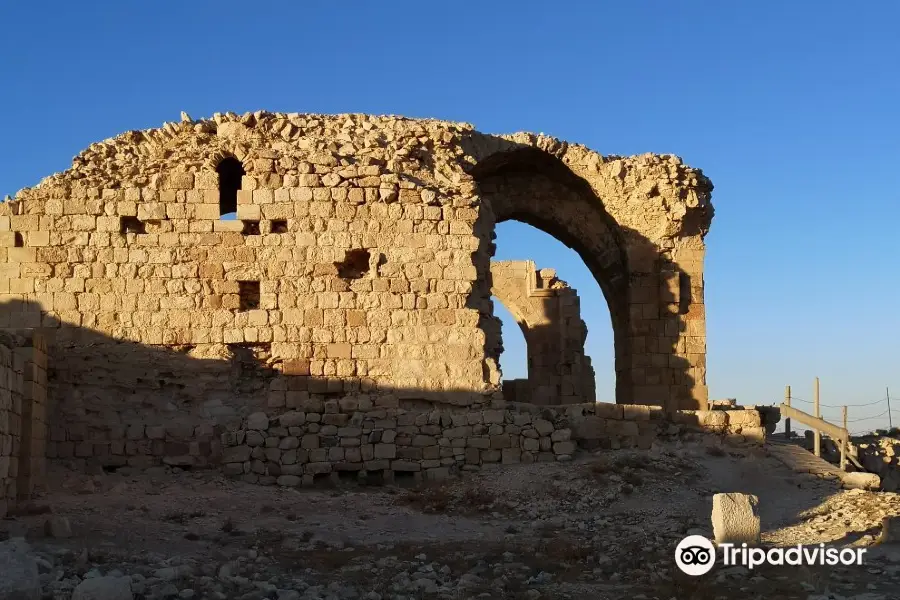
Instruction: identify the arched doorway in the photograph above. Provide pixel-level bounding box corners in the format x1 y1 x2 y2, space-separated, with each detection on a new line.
489 256 601 405
473 148 632 405
469 143 711 410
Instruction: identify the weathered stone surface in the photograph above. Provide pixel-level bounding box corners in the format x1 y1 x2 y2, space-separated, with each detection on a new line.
712 493 760 544
879 516 900 544
0 111 716 486
247 412 269 431
0 539 40 600
71 576 133 600
841 471 881 490
44 516 72 538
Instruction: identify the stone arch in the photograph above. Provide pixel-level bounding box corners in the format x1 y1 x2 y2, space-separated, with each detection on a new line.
473 148 632 404
490 260 596 405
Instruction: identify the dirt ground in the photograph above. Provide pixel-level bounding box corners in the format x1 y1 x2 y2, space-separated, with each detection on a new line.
3 438 900 600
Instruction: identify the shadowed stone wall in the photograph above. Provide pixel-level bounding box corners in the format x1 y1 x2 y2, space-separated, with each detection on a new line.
490 260 595 405
0 111 713 455
0 330 47 516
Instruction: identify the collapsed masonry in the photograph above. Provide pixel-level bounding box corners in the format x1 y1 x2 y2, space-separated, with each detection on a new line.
489 260 595 405
0 111 731 505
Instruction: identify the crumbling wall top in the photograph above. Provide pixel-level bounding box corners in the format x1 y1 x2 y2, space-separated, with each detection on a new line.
2 111 713 243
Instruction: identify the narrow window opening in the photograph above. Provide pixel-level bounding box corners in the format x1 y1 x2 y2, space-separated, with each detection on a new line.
678 271 692 314
242 220 260 236
238 281 260 311
335 249 371 279
119 216 146 235
270 220 288 234
216 156 245 218
13 232 24 247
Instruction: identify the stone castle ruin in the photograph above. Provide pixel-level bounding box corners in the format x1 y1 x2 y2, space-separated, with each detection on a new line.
0 111 751 508
489 260 595 405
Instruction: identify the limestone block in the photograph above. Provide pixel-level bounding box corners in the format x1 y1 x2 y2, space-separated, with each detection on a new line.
44 516 72 539
711 493 760 544
71 576 133 600
594 402 623 419
222 446 251 463
533 419 554 436
391 460 421 471
728 410 762 428
841 471 881 490
246 412 269 430
879 516 900 544
552 441 576 455
550 429 571 442
483 410 504 424
374 444 396 459
622 405 652 421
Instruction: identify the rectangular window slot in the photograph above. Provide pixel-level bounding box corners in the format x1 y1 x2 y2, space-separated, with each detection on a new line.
13 232 24 247
678 271 692 314
270 220 288 234
242 220 260 235
238 281 260 311
119 216 146 234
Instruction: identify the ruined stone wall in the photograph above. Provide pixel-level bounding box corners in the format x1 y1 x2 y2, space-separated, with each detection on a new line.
48 397 766 481
14 331 49 499
490 260 595 405
0 332 18 517
0 111 713 450
206 403 766 485
473 153 710 410
0 330 47 515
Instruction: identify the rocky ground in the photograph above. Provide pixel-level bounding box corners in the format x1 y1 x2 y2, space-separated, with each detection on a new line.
2 438 900 600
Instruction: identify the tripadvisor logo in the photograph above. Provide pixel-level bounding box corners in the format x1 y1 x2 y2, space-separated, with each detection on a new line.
675 536 867 576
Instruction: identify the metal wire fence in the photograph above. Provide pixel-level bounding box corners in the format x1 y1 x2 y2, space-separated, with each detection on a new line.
782 390 897 436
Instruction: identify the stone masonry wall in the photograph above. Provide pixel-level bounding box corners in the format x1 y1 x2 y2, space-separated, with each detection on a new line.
217 402 766 486
48 394 766 481
13 331 49 500
0 111 714 442
490 260 595 405
0 332 18 518
0 330 47 516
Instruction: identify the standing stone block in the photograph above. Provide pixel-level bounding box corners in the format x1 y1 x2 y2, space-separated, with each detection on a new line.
712 493 760 544
879 516 900 544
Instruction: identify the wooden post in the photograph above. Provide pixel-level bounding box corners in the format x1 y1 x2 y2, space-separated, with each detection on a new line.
888 387 893 430
841 406 848 470
784 385 792 438
813 377 821 457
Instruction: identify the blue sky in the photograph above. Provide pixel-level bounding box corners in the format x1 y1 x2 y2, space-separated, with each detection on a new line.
2 1 898 432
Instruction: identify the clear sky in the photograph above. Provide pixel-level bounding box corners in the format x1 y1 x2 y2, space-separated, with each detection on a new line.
2 1 898 432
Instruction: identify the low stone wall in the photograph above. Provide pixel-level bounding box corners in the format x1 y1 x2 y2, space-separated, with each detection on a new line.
46 392 766 483
216 400 767 486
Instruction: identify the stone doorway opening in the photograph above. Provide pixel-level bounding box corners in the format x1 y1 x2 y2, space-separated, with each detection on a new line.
488 220 610 405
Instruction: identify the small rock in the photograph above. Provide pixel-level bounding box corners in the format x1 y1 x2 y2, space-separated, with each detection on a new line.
45 516 73 539
71 575 133 600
